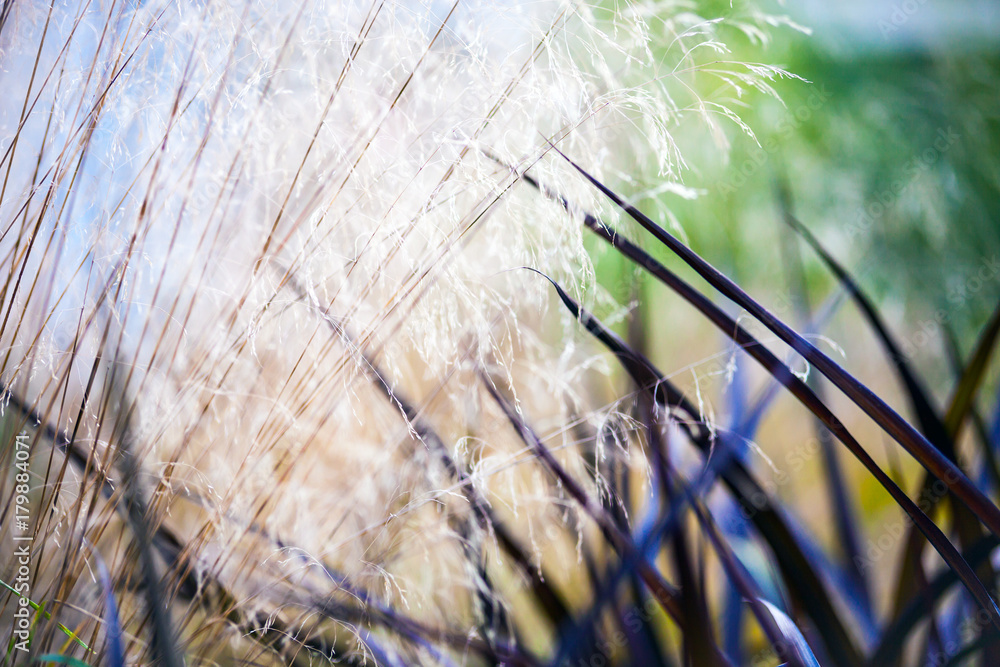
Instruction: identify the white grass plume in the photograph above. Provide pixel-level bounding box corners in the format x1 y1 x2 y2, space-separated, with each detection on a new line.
0 0 794 663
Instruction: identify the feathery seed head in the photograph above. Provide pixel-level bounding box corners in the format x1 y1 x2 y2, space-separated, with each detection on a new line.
0 0 793 663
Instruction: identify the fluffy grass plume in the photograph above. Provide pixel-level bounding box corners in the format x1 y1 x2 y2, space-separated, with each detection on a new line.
6 1 999 666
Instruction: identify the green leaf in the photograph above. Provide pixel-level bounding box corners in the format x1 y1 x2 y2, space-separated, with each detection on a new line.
0 579 92 653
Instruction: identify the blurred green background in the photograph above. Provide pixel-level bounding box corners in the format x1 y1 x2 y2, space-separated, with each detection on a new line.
589 0 1000 401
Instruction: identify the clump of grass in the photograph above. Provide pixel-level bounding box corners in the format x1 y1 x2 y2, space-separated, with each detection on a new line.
514 154 1000 665
2 0 998 665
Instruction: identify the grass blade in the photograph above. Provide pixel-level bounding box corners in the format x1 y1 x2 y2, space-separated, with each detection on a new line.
944 300 1000 439
871 535 1000 664
479 370 746 665
775 194 872 616
890 300 1000 645
85 544 124 667
757 600 823 667
0 580 92 655
555 147 1000 545
529 269 864 665
693 497 814 667
774 200 998 642
776 207 953 456
519 168 1000 658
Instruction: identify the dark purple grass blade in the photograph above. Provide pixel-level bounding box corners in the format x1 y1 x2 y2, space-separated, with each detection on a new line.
722 577 744 664
756 599 823 667
309 591 534 666
667 459 719 666
944 299 1000 438
621 585 675 666
480 370 747 666
619 398 678 666
281 268 575 632
555 147 1000 544
775 196 872 618
776 208 955 457
516 169 1000 659
972 385 1000 499
530 273 811 666
892 301 1000 625
480 372 686 619
871 534 1000 665
107 397 183 667
991 386 1000 452
86 544 124 667
528 268 862 665
692 492 815 667
778 206 995 644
